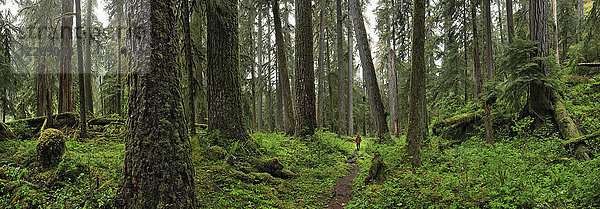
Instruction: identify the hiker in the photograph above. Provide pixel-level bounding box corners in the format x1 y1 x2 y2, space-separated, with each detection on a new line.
355 134 362 151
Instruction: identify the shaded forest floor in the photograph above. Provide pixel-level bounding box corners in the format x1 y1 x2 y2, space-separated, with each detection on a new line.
1 74 600 208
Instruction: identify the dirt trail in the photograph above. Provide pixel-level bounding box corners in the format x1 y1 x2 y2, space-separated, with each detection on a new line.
326 150 360 208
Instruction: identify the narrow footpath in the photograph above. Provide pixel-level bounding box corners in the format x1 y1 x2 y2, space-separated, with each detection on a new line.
326 149 361 208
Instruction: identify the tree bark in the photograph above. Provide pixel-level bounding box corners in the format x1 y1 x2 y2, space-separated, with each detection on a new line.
116 18 122 116
552 0 559 65
484 0 494 80
389 47 397 135
348 21 354 136
407 0 426 168
336 0 346 136
527 0 552 116
59 0 74 113
118 0 198 207
506 0 514 44
85 0 93 116
272 0 295 136
36 56 47 117
294 0 316 137
471 1 483 99
257 10 264 132
75 0 87 138
206 0 258 152
316 4 325 129
349 0 389 142
183 0 195 135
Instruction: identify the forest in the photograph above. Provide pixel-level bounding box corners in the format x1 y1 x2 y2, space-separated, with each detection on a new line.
0 0 599 207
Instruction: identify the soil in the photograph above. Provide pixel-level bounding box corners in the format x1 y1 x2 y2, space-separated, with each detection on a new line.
326 149 361 208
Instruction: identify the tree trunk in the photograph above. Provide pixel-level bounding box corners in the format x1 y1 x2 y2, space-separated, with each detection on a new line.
484 0 494 80
463 0 469 103
257 10 264 132
497 0 505 44
348 21 354 136
118 0 197 207
272 0 295 136
316 4 325 129
276 65 283 131
294 0 316 137
388 47 397 135
207 0 258 153
75 0 87 138
471 1 483 99
116 19 122 116
336 0 346 136
506 0 514 44
37 56 47 117
85 0 93 116
183 0 195 135
59 0 74 113
407 0 426 168
349 0 389 142
552 0 559 65
527 0 552 116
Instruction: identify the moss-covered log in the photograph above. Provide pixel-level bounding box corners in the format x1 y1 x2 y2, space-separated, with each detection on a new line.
364 152 387 184
88 118 124 126
6 112 78 130
562 131 600 148
553 96 590 160
432 109 483 136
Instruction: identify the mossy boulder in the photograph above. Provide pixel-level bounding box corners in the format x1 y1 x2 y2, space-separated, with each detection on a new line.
363 152 387 184
256 158 284 174
206 146 227 160
273 169 296 179
0 122 14 141
36 128 67 168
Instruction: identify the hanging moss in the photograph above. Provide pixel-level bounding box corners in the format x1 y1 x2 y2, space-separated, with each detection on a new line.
36 128 66 168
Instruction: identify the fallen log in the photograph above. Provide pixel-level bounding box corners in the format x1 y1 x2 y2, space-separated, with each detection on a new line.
577 63 600 67
562 131 600 148
88 118 125 126
432 109 483 136
552 95 591 161
6 112 78 130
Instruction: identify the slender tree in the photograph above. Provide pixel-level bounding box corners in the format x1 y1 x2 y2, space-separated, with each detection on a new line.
75 0 87 142
483 0 494 80
84 0 93 115
336 0 346 135
118 0 197 207
471 1 483 99
348 20 354 136
506 0 514 44
272 0 295 136
349 0 389 141
316 1 325 129
183 0 195 135
407 0 426 168
59 0 74 113
294 0 316 137
257 9 264 131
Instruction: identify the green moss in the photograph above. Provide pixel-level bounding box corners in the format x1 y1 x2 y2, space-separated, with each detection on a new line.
36 128 66 168
206 146 227 160
255 158 284 174
0 122 13 141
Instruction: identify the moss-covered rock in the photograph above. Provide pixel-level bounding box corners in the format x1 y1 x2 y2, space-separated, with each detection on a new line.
363 152 387 184
273 169 296 179
256 158 284 174
206 146 227 160
0 122 14 141
36 128 66 168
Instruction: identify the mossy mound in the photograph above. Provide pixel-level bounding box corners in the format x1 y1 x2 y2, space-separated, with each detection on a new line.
36 128 67 168
256 158 284 174
206 146 227 160
272 169 296 179
232 170 278 184
363 152 387 184
0 122 14 141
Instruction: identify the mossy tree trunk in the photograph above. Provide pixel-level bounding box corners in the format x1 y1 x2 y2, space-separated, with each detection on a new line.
118 0 197 207
471 1 483 99
272 0 295 136
407 0 426 168
183 0 195 136
58 0 73 114
207 0 258 154
294 0 316 138
349 0 389 142
336 0 346 136
75 0 87 138
316 2 325 130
